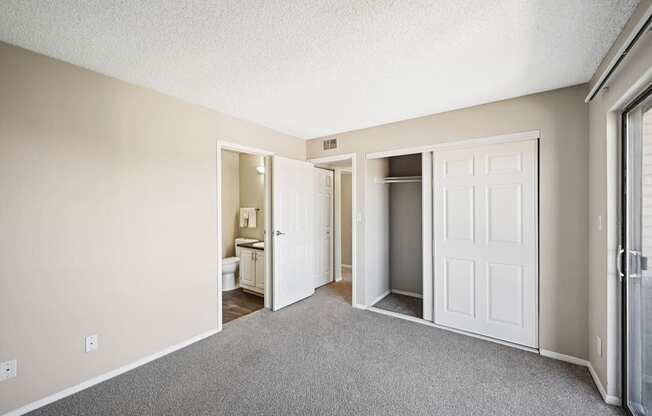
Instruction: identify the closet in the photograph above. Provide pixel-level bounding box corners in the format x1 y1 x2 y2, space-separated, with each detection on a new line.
365 138 539 349
366 153 425 319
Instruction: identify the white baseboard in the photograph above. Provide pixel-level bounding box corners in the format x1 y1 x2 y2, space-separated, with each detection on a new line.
539 349 589 366
539 349 620 406
391 289 423 299
588 362 621 406
341 264 352 269
367 306 537 353
368 289 391 307
4 328 220 416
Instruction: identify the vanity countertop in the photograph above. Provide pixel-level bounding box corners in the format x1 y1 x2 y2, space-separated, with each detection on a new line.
237 241 264 251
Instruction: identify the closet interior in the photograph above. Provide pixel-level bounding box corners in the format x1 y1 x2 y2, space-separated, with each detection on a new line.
367 153 425 319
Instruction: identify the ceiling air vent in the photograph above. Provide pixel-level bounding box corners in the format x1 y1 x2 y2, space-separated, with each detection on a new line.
322 138 337 151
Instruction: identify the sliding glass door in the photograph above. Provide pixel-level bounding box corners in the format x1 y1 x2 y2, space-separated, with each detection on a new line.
623 87 652 416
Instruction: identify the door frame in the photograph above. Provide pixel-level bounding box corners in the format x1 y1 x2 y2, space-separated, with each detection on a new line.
216 141 273 331
335 167 353 281
308 153 358 306
620 83 652 416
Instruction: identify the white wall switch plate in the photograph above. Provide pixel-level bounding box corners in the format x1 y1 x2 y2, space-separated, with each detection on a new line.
85 334 98 353
596 336 602 357
0 360 17 381
597 215 603 231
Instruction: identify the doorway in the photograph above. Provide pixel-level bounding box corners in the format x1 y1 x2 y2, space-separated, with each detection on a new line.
217 145 358 328
309 154 358 306
217 144 271 326
622 85 652 416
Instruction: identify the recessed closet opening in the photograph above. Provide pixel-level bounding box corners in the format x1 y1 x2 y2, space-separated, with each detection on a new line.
371 153 424 318
365 152 430 320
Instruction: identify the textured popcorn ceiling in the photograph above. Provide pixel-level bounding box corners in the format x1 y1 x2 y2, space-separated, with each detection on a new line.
0 1 638 139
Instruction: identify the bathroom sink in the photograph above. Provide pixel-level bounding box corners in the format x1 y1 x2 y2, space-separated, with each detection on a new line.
252 242 265 249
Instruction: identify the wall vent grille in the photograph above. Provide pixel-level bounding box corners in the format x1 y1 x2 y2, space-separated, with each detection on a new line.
322 138 337 151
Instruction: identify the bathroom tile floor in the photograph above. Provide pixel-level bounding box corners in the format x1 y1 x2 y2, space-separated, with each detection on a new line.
222 288 264 323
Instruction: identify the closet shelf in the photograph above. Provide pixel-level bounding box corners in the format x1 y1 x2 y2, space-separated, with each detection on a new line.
375 176 422 184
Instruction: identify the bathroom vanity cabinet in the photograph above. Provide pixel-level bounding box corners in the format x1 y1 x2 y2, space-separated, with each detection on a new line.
239 247 265 295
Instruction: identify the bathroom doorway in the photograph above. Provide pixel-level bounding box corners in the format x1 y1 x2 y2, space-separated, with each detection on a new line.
217 142 272 326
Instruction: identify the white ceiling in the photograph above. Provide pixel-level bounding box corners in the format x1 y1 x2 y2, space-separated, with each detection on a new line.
0 1 638 139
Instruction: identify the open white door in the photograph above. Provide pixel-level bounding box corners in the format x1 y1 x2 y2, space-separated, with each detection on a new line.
272 156 315 311
433 140 538 348
314 168 334 288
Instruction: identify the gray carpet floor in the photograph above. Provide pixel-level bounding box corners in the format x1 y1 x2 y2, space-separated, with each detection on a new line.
28 283 622 416
373 292 423 318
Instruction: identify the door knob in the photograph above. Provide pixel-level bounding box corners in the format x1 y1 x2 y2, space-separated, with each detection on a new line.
275 230 286 236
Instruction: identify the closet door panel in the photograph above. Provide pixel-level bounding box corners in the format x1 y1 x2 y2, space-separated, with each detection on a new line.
433 140 537 348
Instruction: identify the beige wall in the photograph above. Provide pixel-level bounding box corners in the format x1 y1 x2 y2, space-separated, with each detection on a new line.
341 173 353 266
238 154 265 241
0 42 303 414
587 0 652 396
307 84 590 360
221 150 240 258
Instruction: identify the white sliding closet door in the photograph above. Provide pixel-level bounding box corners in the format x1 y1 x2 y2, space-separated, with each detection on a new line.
433 140 538 348
314 168 334 288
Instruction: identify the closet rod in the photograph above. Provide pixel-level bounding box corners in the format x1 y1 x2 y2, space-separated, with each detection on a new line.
375 176 422 184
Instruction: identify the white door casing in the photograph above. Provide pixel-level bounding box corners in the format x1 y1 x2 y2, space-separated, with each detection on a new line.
433 140 538 347
314 168 334 288
272 156 315 311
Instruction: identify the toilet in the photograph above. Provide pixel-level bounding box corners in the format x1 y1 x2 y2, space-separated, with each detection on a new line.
222 257 239 291
222 238 259 291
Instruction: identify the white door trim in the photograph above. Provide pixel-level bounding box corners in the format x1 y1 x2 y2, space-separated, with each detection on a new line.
216 140 274 330
219 141 274 156
366 130 540 160
308 153 358 306
334 169 343 281
310 153 357 164
422 152 433 321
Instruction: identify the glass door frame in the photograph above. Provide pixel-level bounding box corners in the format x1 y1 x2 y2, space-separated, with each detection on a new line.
621 83 652 416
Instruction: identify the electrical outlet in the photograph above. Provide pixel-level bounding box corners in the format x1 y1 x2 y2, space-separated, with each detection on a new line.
596 336 602 357
85 335 98 353
0 360 17 381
